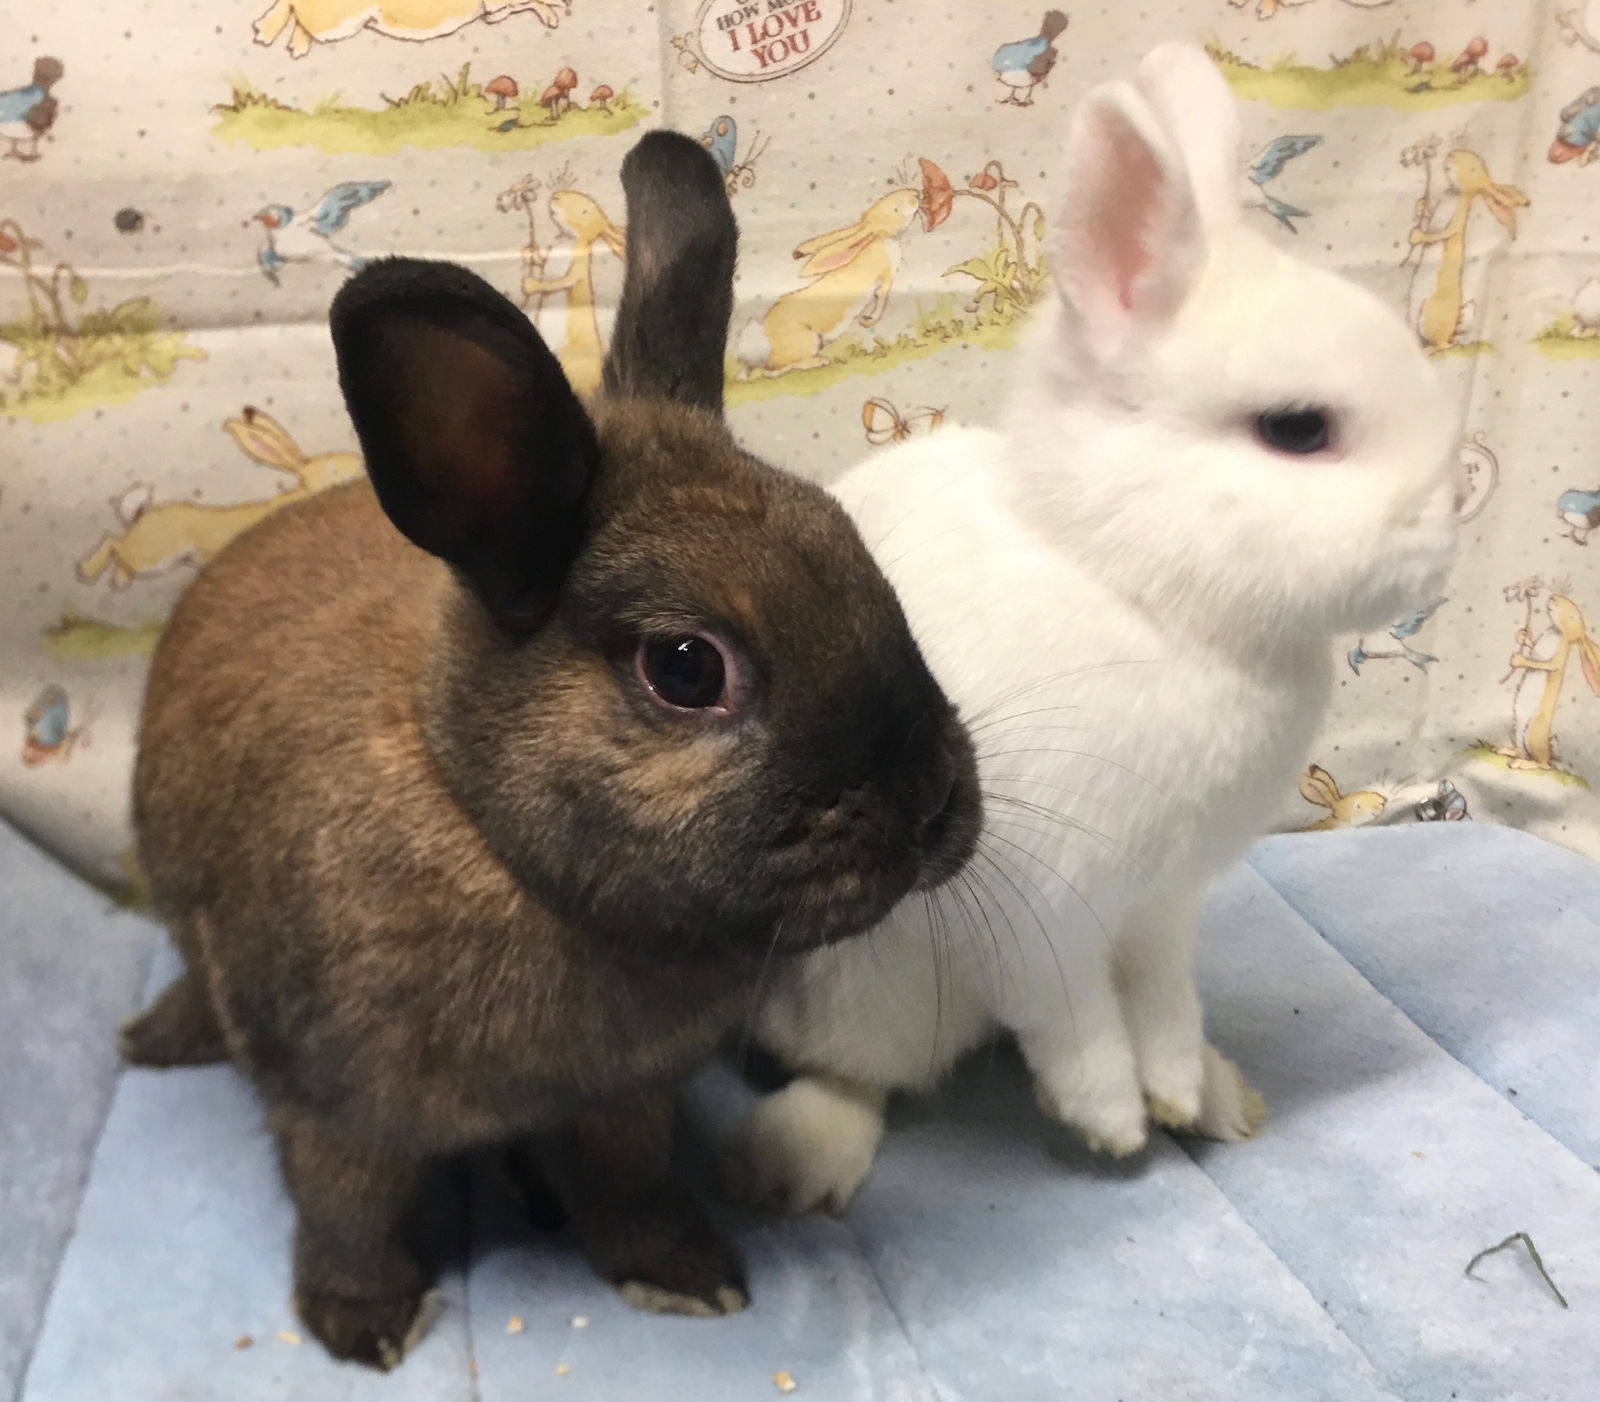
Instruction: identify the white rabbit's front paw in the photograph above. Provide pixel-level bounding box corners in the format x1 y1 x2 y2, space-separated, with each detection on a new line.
1190 1044 1268 1142
721 1077 886 1216
1140 1054 1205 1131
1033 1076 1149 1159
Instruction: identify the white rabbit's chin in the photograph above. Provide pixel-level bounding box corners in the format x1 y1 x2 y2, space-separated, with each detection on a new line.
1334 518 1459 634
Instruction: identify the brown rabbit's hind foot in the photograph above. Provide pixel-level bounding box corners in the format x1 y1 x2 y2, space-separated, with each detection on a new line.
501 1141 572 1232
118 971 227 1067
295 1284 441 1371
591 1195 750 1319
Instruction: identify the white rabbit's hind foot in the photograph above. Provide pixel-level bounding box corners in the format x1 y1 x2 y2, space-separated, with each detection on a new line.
722 1075 887 1216
1033 1076 1149 1159
1190 1044 1267 1142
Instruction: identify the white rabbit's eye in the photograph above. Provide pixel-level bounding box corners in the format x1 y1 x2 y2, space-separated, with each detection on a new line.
637 633 732 712
1255 408 1332 456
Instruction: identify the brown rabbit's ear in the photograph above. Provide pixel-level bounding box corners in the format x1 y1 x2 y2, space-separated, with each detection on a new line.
602 130 736 415
330 257 600 629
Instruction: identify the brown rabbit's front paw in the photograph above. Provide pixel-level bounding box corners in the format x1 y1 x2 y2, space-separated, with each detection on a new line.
587 1194 749 1318
295 1285 440 1371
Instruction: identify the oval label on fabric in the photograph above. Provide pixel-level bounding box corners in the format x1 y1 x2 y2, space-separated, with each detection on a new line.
693 0 852 83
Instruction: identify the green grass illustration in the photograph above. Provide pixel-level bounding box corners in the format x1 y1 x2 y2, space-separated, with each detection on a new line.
214 65 646 155
42 613 166 662
2 220 203 423
1534 312 1600 360
1206 34 1530 112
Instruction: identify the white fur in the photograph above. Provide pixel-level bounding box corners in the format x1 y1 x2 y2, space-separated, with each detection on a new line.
725 43 1462 1214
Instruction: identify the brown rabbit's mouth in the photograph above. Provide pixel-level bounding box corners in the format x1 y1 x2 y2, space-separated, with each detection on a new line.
767 748 981 943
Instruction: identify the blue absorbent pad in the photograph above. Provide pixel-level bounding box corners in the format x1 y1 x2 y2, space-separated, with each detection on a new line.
2 821 1595 1401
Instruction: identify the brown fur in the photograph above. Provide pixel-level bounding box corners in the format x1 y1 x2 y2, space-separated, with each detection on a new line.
122 133 978 1370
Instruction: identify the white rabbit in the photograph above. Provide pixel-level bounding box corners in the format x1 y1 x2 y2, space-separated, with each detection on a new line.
725 41 1464 1215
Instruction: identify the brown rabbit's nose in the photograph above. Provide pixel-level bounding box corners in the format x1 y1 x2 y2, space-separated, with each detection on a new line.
915 770 959 851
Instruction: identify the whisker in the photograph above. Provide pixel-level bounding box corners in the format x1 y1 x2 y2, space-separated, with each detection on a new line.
972 842 1079 1045
982 792 1151 886
956 860 1014 1020
968 706 1097 738
953 867 1007 1009
865 468 979 557
983 776 1124 819
735 912 791 1073
880 521 987 577
923 890 949 1077
962 659 1163 729
982 827 1111 949
976 744 1168 795
975 723 1102 739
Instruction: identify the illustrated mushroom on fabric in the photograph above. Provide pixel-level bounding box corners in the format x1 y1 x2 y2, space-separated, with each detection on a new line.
588 84 614 115
1451 36 1490 79
485 75 518 110
539 67 578 121
1495 53 1520 81
1406 41 1435 74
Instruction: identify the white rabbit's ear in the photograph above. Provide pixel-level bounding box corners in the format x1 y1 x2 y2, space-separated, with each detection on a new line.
1134 42 1242 231
1053 78 1205 360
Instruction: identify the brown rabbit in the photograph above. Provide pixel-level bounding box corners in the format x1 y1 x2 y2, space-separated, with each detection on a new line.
121 132 979 1370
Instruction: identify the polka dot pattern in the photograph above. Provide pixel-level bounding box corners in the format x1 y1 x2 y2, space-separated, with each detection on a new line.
1 0 1596 885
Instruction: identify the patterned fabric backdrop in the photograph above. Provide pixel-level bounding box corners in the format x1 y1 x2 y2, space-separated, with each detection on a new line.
3 0 1598 898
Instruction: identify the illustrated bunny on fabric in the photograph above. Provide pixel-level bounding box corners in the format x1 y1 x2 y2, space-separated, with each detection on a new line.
516 176 625 397
251 0 569 59
1503 587 1600 773
1409 147 1529 353
76 409 362 590
736 179 949 380
1296 764 1388 830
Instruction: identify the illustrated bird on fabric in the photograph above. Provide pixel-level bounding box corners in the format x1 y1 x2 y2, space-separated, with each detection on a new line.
0 56 64 163
1549 85 1600 164
251 181 392 285
992 11 1069 107
1348 598 1448 674
1246 133 1322 233
1557 486 1600 544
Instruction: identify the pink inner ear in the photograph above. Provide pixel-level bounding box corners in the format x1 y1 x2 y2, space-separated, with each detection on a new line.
1089 112 1169 313
800 229 875 278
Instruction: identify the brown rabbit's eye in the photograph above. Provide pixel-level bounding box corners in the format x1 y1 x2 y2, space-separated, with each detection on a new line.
1256 407 1332 455
637 634 730 711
